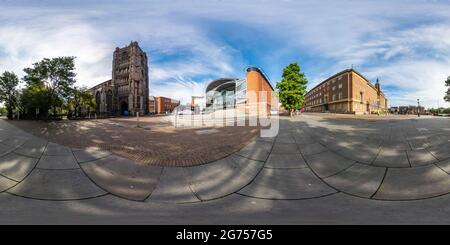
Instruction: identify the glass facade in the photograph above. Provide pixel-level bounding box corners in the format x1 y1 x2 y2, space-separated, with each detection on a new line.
235 79 246 105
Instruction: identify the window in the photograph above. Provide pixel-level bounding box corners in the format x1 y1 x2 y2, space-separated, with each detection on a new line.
332 94 336 101
338 92 343 100
338 83 342 89
332 86 336 91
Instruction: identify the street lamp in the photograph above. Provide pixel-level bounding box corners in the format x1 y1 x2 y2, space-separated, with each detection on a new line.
417 99 420 117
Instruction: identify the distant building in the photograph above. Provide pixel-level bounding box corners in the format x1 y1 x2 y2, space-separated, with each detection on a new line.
191 96 205 113
90 41 149 116
396 105 425 115
149 96 180 114
389 106 399 114
304 69 388 114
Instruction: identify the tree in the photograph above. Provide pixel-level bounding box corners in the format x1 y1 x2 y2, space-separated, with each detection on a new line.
68 86 95 118
276 62 308 116
19 83 51 119
22 57 77 118
445 76 450 103
0 107 6 116
0 71 20 119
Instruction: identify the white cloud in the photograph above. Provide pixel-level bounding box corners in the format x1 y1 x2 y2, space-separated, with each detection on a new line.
1 0 450 108
0 13 114 87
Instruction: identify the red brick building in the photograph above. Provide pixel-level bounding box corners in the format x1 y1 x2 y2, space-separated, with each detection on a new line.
149 96 180 114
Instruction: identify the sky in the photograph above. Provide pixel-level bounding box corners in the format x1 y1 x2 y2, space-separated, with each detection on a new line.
1 0 450 108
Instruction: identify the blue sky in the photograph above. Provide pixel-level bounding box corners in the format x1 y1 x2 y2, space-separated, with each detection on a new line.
1 0 450 108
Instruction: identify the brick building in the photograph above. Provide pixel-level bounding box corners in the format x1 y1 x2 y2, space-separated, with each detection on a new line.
149 96 180 114
304 69 388 114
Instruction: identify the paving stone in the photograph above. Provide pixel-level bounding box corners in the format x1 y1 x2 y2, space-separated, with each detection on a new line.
0 153 38 181
408 139 430 150
73 148 112 163
0 175 17 192
304 151 355 178
373 148 409 168
13 138 47 158
407 149 438 167
271 143 299 154
299 143 327 156
147 167 199 203
265 153 307 169
323 163 385 198
335 146 378 164
1 136 27 148
324 141 354 152
381 140 411 151
373 165 450 200
257 137 276 143
426 134 449 147
428 143 450 161
238 168 336 199
235 141 272 161
275 133 295 143
8 169 106 200
81 155 163 201
43 142 72 156
185 154 263 201
293 134 317 145
0 143 16 157
435 158 450 174
37 155 79 170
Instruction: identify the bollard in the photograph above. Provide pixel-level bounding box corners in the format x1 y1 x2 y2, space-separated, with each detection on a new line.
137 112 140 128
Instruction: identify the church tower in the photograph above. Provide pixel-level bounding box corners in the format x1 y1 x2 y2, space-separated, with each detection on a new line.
375 78 381 92
112 41 149 115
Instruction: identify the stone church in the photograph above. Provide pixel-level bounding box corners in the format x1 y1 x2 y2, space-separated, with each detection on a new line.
91 41 149 116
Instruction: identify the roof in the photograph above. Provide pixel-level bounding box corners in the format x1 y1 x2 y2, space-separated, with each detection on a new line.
205 78 239 93
246 66 274 91
90 79 112 91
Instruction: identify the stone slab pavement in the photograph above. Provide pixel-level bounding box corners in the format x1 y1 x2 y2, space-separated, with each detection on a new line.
1 115 450 224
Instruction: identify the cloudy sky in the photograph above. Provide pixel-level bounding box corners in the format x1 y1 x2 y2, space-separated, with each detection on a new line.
1 0 450 107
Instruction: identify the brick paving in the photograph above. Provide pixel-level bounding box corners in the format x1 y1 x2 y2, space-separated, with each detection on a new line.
8 116 260 167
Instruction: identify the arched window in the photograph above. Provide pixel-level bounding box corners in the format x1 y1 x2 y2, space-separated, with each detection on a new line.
95 91 101 112
107 90 113 112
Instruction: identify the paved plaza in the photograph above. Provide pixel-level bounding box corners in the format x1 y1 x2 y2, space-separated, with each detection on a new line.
1 114 450 224
9 116 259 166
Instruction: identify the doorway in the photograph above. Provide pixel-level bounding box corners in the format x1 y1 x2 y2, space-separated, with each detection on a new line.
120 101 128 115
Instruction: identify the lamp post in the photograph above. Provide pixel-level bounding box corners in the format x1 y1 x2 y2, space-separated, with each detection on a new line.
417 99 420 117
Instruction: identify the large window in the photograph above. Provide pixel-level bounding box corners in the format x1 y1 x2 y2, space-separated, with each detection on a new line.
235 79 246 104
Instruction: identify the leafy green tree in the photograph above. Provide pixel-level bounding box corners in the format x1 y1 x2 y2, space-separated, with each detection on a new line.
276 62 308 116
0 107 6 116
0 71 20 119
445 76 450 102
22 57 77 118
19 83 51 119
68 86 95 118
